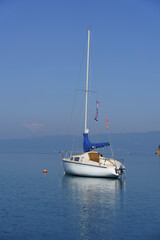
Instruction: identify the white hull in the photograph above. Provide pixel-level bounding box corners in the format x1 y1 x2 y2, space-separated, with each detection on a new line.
62 160 119 178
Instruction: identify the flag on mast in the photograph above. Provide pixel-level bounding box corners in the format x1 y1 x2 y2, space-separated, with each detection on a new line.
106 117 109 129
94 100 100 121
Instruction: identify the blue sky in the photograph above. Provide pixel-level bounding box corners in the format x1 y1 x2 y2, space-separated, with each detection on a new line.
0 0 160 139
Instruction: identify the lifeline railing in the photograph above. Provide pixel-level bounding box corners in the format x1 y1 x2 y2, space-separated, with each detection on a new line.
59 150 83 159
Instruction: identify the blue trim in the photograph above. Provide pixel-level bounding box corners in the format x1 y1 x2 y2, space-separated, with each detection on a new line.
83 133 110 152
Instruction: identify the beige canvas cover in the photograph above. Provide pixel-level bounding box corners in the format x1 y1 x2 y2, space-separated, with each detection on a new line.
88 152 100 163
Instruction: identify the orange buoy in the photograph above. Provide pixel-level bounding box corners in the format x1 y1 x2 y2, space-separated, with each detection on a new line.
43 169 47 173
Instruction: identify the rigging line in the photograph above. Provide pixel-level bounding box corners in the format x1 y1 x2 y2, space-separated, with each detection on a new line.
88 34 98 136
69 44 86 126
85 29 100 139
66 43 86 153
88 47 97 133
70 96 83 154
71 94 84 153
76 89 96 93
92 41 114 157
106 128 115 159
90 34 99 101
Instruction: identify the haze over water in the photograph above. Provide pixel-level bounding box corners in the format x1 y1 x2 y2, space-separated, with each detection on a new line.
0 152 160 240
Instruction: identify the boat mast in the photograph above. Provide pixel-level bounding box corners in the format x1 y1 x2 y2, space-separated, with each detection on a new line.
84 27 91 133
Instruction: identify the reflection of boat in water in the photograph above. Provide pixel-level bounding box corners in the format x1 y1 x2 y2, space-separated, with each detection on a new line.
62 175 126 192
61 175 126 239
61 175 126 207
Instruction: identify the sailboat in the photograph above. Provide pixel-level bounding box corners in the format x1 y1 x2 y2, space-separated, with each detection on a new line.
61 28 125 178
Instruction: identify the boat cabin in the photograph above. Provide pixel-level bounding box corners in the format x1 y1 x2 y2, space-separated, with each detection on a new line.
87 152 100 163
70 152 101 163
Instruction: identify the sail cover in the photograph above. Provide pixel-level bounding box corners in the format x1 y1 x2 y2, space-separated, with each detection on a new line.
83 133 110 152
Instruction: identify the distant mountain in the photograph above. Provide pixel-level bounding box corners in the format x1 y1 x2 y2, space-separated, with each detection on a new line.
0 131 159 155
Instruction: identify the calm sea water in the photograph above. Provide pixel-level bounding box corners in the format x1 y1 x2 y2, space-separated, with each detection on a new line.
0 153 160 240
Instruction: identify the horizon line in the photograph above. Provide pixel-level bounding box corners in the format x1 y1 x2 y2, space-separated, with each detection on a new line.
0 130 160 140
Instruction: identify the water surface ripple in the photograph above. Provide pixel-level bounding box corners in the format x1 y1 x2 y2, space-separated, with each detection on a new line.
0 153 160 240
